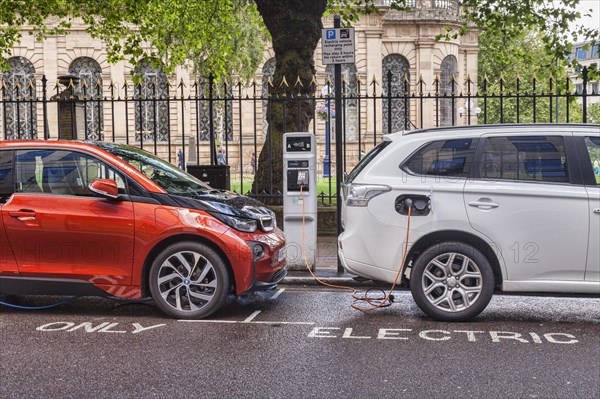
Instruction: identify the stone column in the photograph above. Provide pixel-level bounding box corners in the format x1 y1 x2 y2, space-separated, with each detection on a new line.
416 39 435 128
364 28 383 148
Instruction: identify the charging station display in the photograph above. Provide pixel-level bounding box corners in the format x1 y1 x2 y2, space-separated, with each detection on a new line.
283 132 317 270
286 136 312 152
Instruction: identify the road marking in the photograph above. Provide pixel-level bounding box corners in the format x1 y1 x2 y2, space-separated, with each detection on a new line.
243 310 262 323
35 322 166 334
178 318 314 326
307 327 580 344
250 321 315 325
271 288 285 300
179 320 239 324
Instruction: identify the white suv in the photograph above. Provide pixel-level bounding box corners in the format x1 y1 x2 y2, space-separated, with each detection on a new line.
339 124 600 321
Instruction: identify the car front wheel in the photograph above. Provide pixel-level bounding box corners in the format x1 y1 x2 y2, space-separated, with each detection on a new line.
149 241 230 319
410 242 494 322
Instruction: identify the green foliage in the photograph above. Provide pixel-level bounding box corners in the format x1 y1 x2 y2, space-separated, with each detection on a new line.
477 28 593 124
0 0 266 79
588 103 600 124
0 1 74 68
455 0 598 70
3 0 596 78
327 0 410 25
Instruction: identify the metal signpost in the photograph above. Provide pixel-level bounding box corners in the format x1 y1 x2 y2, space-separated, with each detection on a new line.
322 16 355 272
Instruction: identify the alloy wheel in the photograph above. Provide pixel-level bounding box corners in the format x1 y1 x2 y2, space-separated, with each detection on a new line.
421 252 483 313
156 250 218 312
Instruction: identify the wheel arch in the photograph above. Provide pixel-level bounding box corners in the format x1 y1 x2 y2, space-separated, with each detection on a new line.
140 234 235 298
407 230 503 289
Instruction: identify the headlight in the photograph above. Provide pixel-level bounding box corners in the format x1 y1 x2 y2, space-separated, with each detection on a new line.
210 212 258 233
344 183 391 207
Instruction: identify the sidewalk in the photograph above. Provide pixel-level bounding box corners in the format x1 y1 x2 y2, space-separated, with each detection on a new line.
280 235 378 287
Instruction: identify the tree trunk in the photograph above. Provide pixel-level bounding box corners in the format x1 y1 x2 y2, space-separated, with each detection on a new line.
253 0 327 204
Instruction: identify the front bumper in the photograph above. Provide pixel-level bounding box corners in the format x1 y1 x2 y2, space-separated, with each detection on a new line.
241 229 287 293
250 267 288 291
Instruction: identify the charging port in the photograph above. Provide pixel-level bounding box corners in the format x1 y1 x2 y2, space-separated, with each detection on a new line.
395 194 431 216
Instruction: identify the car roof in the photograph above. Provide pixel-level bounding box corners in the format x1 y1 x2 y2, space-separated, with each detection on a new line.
0 139 96 149
397 123 599 138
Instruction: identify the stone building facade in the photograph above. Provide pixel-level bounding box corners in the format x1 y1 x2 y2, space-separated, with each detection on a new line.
1 0 479 173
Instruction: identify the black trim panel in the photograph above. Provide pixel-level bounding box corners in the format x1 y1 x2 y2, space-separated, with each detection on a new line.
248 268 288 292
573 136 597 186
0 276 110 297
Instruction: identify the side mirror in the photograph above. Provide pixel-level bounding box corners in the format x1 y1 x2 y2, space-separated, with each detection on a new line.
88 179 119 199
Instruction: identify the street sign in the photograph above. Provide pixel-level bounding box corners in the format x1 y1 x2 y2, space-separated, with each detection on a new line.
321 28 355 65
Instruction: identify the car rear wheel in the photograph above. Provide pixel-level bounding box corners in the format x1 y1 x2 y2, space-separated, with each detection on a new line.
149 241 230 319
410 242 494 322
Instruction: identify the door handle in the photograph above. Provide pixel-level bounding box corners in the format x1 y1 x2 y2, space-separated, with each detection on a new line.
8 210 36 221
468 199 499 209
594 208 600 214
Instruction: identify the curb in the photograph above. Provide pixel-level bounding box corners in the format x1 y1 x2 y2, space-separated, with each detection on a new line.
280 270 381 288
280 276 368 287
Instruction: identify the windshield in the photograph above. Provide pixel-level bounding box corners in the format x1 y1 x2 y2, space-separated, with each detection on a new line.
95 143 213 196
345 141 392 183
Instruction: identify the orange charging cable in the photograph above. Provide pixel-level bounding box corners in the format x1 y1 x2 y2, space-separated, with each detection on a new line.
299 185 412 311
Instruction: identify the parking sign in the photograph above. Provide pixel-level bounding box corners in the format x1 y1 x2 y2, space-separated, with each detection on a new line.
321 28 355 65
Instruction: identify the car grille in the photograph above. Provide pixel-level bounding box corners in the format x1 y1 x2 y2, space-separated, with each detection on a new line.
270 268 287 284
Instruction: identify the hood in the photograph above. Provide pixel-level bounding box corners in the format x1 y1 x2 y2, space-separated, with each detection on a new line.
169 190 276 224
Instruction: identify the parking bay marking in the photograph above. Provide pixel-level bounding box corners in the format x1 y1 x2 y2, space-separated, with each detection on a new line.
244 310 262 322
179 310 314 326
270 288 285 300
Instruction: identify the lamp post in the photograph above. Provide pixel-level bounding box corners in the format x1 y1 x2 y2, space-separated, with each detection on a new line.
321 84 333 178
458 101 481 125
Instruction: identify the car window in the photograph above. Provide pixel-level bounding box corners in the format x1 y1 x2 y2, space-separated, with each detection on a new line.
479 136 569 183
586 136 600 185
15 149 126 196
402 138 477 177
346 141 391 183
95 143 214 197
0 150 13 203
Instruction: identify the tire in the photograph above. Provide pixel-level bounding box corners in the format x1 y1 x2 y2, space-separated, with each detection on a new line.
410 242 494 322
149 241 230 319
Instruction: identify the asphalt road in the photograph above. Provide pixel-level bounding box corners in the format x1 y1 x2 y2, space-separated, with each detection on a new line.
1 288 599 399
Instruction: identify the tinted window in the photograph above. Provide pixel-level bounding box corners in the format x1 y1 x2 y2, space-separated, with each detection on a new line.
0 150 13 203
15 149 126 196
403 138 477 177
586 136 600 185
479 136 569 183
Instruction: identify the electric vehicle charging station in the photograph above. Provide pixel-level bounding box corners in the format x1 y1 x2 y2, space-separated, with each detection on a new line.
283 132 317 270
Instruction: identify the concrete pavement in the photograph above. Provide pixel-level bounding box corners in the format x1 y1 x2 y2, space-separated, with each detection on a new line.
280 235 381 288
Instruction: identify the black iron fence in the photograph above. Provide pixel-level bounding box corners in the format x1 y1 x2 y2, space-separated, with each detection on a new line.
1 67 598 203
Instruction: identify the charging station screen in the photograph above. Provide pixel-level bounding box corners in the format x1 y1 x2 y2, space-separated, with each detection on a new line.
288 160 309 168
286 137 311 152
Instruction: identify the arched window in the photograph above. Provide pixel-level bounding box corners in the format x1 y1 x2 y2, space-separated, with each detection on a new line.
196 76 211 142
195 76 234 143
133 60 169 142
382 54 410 133
325 64 359 140
262 58 276 138
2 57 37 139
68 57 103 140
440 55 457 127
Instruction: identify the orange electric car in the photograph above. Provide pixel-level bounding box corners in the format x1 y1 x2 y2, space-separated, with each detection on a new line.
0 141 286 319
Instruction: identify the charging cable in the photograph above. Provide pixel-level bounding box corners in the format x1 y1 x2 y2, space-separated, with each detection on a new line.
300 185 412 311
